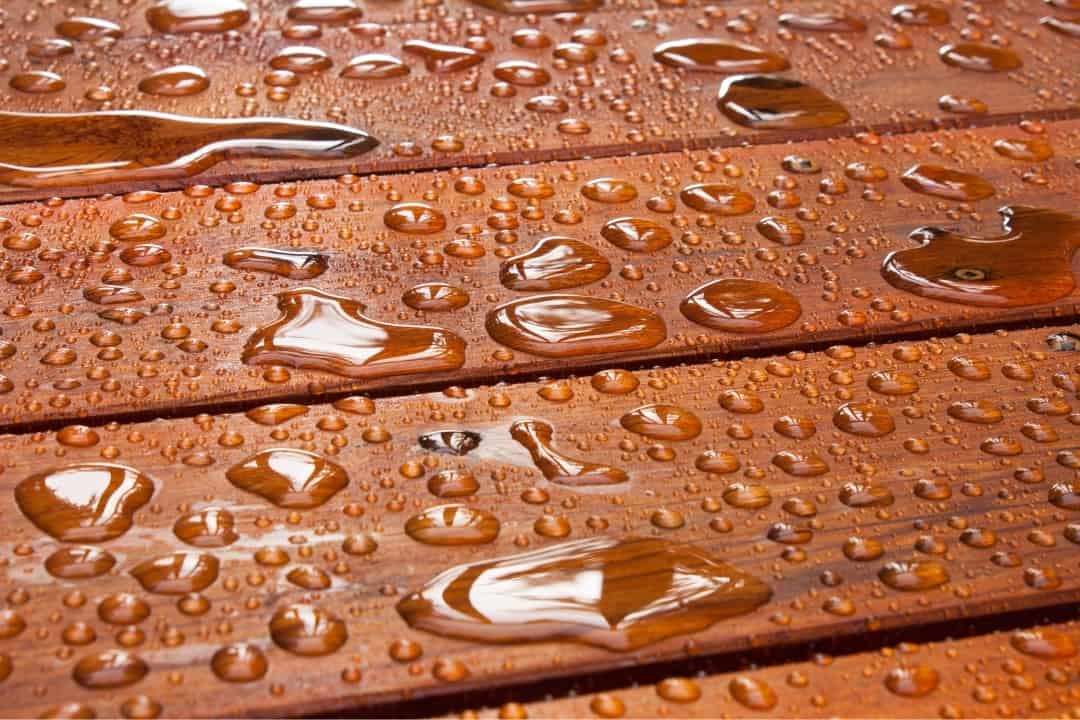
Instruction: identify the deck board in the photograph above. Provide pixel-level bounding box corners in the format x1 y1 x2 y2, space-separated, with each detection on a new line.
0 120 1077 428
464 620 1080 718
1 325 1079 717
1 0 1079 199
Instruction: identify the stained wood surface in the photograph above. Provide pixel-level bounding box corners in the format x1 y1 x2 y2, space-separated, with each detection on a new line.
2 0 1080 199
0 120 1077 429
466 620 1080 718
2 325 1080 717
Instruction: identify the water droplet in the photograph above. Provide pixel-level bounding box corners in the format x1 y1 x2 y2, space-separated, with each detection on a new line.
729 676 778 710
10 71 66 94
0 111 376 190
130 552 219 594
147 0 251 33
885 665 940 697
511 419 627 486
718 76 849 130
73 651 147 689
341 54 410 79
246 403 308 425
487 294 665 358
57 17 123 41
243 288 465 378
46 546 116 579
993 137 1054 162
620 405 702 441
402 40 483 74
600 217 672 253
679 183 755 215
138 65 209 96
211 644 268 683
833 403 894 437
653 39 789 73
419 430 481 455
900 165 995 201
500 237 610 291
227 449 347 509
403 283 470 312
287 0 362 23
405 505 500 545
1010 629 1077 659
681 280 801 333
581 178 638 203
882 206 1080 307
383 202 447 234
223 248 328 280
939 43 1022 72
174 508 237 547
16 463 154 543
778 13 867 32
398 537 770 650
493 60 551 86
879 561 949 591
467 0 599 12
428 470 479 498
269 604 347 656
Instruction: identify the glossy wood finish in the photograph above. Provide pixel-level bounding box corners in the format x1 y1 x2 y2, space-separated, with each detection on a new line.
1 325 1079 717
0 120 1078 429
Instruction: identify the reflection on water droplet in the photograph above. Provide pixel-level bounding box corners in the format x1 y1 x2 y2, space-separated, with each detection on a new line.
130 552 219 595
270 604 347 656
46 546 116 579
500 237 610 291
653 39 789 73
73 650 147 689
243 288 466 379
487 294 665 358
138 65 210 96
620 405 702 442
833 402 895 437
405 505 501 545
681 280 801 333
403 40 483 74
147 0 250 33
223 247 328 279
403 283 470 312
341 54 410 79
885 665 940 697
511 419 627 486
882 206 1080 307
679 183 755 215
729 676 778 710
0 110 376 190
227 448 347 509
397 536 771 650
15 463 154 543
900 164 995 201
879 561 949 591
212 644 268 683
718 76 849 130
600 217 672 253
778 13 867 32
939 43 1022 72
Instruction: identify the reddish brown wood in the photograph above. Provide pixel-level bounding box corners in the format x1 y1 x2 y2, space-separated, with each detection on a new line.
466 621 1080 718
1 0 1078 199
0 325 1079 717
0 121 1077 428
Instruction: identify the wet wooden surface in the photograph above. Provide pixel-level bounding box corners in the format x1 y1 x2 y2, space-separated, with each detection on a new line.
2 0 1080 199
2 325 1080 717
0 120 1078 430
466 620 1080 718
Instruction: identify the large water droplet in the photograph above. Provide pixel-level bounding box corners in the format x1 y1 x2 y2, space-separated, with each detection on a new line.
487 295 665 358
146 0 251 33
397 537 771 650
653 39 789 73
680 280 801 333
511 419 627 486
500 237 610 291
226 448 348 508
405 505 501 545
15 463 154 543
882 206 1080 307
242 288 466 378
717 76 849 130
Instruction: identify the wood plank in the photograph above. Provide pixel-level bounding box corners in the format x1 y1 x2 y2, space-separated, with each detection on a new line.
2 0 1079 199
464 620 1080 718
0 120 1079 428
1 324 1079 717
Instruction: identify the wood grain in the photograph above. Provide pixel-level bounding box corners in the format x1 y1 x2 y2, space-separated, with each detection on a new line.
1 0 1079 199
0 120 1078 428
1 324 1079 717
464 620 1080 718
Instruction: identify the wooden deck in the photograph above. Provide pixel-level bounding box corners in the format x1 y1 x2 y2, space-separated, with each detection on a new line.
0 0 1079 716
